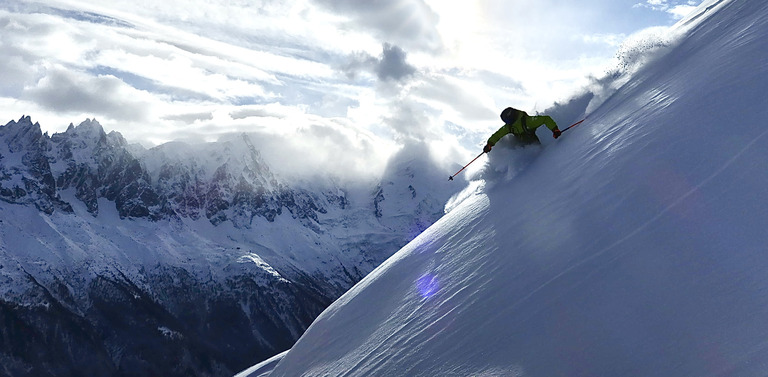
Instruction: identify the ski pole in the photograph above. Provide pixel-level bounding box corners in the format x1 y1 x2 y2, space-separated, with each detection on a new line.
449 151 485 181
561 118 586 133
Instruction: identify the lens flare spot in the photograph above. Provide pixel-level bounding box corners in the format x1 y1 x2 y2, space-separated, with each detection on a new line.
417 274 440 299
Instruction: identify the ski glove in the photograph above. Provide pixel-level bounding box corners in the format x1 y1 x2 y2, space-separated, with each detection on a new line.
483 143 493 153
552 128 562 139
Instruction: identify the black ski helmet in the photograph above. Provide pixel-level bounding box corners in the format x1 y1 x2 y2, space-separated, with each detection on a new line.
500 107 522 124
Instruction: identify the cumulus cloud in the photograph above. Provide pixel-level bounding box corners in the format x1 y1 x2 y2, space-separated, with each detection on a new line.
24 67 152 122
377 44 417 81
342 43 417 82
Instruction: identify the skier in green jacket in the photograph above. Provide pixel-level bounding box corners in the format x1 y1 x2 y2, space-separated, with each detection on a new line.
483 107 561 153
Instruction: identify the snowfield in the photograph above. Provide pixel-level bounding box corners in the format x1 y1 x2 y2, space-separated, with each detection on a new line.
249 0 768 375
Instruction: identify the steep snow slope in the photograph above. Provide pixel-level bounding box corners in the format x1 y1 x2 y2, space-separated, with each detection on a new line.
261 0 768 375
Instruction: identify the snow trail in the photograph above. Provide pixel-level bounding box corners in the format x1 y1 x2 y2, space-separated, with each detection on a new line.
513 124 768 315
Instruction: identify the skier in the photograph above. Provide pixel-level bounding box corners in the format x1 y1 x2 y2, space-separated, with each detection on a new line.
483 107 562 153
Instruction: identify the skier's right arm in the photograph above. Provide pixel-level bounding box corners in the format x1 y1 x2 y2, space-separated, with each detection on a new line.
484 125 510 153
487 125 510 146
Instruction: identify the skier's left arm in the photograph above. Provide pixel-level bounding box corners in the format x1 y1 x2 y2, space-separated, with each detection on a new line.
530 115 561 139
530 115 558 131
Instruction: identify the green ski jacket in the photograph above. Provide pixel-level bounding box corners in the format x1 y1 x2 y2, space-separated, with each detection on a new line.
487 114 558 145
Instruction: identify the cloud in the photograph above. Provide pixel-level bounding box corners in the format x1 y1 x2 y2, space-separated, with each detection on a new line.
0 0 134 28
0 4 334 133
24 67 152 122
473 70 525 93
162 112 213 123
0 9 155 122
241 118 397 181
230 108 280 120
0 2 330 105
413 73 500 121
668 5 698 19
634 0 700 19
377 44 417 81
93 50 271 102
0 50 36 97
384 100 435 141
310 0 442 52
581 33 628 47
0 0 706 180
0 12 50 96
342 43 417 83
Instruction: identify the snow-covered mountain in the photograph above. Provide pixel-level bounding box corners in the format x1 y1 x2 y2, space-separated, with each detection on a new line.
252 0 768 376
0 116 459 376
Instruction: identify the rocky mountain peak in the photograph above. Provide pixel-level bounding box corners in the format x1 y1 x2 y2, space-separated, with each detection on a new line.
0 117 350 228
1 115 45 153
0 116 70 214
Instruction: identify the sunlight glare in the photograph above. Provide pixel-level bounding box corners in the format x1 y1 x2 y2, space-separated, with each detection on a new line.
425 1 484 60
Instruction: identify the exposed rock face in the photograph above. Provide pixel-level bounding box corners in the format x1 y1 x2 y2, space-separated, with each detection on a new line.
50 120 168 220
0 116 327 227
0 116 71 214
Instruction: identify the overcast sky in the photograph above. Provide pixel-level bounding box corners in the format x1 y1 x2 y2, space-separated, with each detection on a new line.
0 0 701 178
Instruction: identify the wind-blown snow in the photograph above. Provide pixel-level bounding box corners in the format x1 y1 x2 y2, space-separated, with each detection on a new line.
255 0 768 375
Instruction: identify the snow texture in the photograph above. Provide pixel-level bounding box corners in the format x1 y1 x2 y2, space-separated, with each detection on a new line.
257 1 768 376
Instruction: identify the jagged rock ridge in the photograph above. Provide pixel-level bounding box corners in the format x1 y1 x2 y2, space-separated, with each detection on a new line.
1 116 329 226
